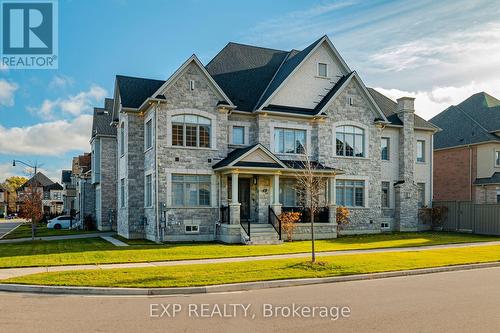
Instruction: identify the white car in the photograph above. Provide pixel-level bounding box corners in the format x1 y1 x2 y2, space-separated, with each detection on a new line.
47 216 75 229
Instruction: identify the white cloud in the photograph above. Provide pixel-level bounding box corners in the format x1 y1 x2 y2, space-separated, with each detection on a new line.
48 75 74 90
374 78 500 120
0 114 93 156
0 163 62 184
0 80 18 107
28 84 107 120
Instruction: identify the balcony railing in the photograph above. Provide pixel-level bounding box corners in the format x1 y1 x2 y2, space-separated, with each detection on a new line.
268 206 282 240
281 206 330 223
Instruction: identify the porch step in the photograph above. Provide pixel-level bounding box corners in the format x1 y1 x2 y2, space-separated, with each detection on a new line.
244 223 282 245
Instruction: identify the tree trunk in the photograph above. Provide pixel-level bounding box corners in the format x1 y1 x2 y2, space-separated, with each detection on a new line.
310 205 315 263
31 217 35 241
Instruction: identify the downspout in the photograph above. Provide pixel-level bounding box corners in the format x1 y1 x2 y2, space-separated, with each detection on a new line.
155 101 161 243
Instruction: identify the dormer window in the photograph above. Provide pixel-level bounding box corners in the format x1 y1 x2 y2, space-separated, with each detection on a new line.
318 63 328 77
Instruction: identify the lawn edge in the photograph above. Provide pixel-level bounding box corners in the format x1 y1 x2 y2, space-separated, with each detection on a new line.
1 261 500 296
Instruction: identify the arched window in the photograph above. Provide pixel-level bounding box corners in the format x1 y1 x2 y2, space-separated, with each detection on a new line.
171 115 211 148
336 125 365 157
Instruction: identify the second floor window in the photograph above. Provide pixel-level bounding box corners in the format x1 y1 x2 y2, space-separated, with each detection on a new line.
381 137 390 160
274 128 306 154
232 126 245 145
145 119 153 149
172 115 211 148
496 151 500 166
336 125 365 157
417 140 425 162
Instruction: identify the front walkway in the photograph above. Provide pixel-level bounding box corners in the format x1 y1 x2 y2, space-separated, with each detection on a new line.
2 240 500 280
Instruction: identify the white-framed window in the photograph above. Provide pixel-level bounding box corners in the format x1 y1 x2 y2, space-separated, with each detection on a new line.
172 115 211 148
120 178 125 208
145 119 153 150
495 151 500 167
336 125 365 157
172 174 211 207
274 128 306 154
318 62 328 77
381 181 390 208
185 224 199 234
418 183 426 207
381 137 390 161
119 122 125 156
417 140 425 162
145 174 153 207
336 180 365 207
232 126 245 145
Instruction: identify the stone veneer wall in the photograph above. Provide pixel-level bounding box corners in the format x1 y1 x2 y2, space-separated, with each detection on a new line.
98 136 117 231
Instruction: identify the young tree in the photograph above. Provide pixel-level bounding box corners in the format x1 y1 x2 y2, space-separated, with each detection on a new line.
1 176 28 213
293 151 328 263
18 180 43 240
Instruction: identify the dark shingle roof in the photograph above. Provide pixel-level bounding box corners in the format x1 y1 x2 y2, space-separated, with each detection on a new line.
116 75 165 109
61 170 72 184
212 144 259 168
367 88 436 129
430 92 500 149
473 172 500 185
92 98 116 138
18 172 54 191
281 160 337 170
206 43 289 111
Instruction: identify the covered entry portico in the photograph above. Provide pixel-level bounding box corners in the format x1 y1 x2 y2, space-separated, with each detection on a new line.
213 144 341 243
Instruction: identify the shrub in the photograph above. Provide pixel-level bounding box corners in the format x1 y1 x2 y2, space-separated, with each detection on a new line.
336 206 350 231
279 211 301 242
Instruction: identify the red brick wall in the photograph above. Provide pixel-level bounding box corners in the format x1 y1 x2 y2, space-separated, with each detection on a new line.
433 147 473 201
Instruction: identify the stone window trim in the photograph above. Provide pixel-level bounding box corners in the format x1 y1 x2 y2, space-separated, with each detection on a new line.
270 122 312 157
228 121 250 146
165 168 217 208
335 175 370 209
144 116 154 153
166 109 217 150
332 121 370 159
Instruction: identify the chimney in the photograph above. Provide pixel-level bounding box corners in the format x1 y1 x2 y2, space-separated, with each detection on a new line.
394 96 418 232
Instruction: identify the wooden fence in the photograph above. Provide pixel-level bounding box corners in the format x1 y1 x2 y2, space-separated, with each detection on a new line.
433 201 500 236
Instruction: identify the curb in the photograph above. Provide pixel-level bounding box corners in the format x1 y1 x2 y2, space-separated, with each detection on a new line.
1 261 500 296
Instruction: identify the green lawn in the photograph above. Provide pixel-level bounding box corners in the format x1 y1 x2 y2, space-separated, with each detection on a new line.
6 244 500 288
0 232 497 269
2 223 100 240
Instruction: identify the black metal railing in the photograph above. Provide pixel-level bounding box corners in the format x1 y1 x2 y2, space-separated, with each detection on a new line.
281 206 330 223
220 205 230 224
241 220 250 240
268 206 282 240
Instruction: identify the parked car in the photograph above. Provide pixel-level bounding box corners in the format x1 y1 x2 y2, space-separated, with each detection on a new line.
6 213 17 220
47 215 74 229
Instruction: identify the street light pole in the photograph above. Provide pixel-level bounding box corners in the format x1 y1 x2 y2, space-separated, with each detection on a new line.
12 160 40 240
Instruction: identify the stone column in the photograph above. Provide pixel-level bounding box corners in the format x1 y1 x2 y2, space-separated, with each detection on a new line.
328 177 337 225
270 173 282 215
229 171 240 225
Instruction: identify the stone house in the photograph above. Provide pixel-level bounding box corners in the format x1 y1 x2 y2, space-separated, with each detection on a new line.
109 35 437 243
431 92 500 204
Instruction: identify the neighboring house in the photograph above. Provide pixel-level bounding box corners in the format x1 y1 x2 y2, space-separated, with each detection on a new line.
431 92 500 204
61 170 76 214
17 172 64 215
71 153 95 221
109 35 437 243
90 98 117 231
0 188 8 217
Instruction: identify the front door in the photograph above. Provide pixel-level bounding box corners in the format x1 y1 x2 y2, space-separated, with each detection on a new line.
238 178 251 220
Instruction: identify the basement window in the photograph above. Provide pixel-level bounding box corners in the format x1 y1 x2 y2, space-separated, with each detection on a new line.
185 225 199 234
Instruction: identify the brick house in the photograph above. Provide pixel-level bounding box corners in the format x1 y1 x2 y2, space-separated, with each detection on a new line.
431 92 500 204
104 35 437 243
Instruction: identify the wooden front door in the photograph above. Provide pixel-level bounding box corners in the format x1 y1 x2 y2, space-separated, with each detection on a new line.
238 178 251 220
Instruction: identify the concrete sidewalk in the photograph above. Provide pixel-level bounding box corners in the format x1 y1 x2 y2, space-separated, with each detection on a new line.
1 240 500 280
0 232 115 244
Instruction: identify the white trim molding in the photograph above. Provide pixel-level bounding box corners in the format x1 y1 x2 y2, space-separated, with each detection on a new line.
332 120 370 159
166 108 217 150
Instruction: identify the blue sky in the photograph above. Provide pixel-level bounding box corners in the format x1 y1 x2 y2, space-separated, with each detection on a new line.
1 0 500 182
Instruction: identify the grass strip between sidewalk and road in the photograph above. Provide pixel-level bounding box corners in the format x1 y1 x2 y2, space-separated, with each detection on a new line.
5 244 500 288
0 232 498 269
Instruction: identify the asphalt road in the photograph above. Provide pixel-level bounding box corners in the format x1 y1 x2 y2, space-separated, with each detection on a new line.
1 267 500 332
0 221 23 238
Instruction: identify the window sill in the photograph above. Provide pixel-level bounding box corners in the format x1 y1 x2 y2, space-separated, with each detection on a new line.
314 75 330 80
416 161 427 165
381 159 391 162
168 146 217 151
229 143 247 148
334 155 369 161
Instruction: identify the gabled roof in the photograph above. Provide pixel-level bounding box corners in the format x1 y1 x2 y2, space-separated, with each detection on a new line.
18 172 54 191
430 92 500 149
115 75 165 109
213 144 287 169
61 170 72 184
91 98 116 138
206 43 289 111
367 88 438 130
